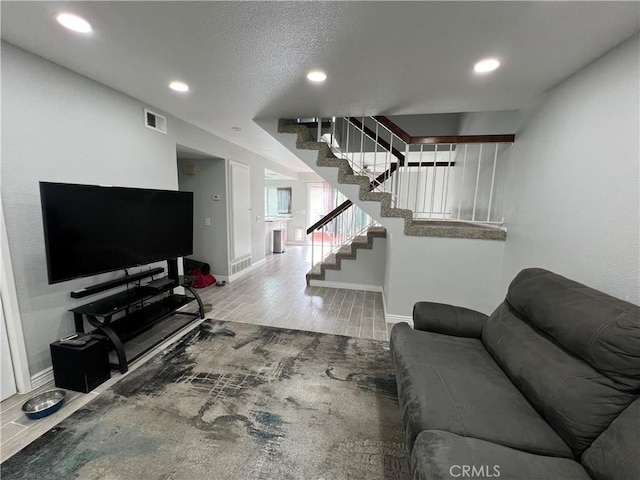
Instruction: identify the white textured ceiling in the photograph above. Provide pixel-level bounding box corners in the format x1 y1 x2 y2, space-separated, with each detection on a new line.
2 1 638 172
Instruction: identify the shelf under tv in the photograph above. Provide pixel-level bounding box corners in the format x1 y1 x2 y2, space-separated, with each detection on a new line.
106 298 198 369
70 276 205 373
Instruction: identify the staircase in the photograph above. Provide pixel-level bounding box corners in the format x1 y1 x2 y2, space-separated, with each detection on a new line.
306 226 386 285
257 115 516 316
278 118 507 241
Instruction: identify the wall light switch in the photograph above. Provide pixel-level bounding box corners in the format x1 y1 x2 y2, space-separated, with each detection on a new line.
205 217 211 226
256 216 261 223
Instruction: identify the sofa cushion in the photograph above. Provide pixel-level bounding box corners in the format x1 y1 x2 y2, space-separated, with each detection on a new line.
507 268 640 388
483 301 638 456
581 397 640 480
390 322 572 458
411 430 591 480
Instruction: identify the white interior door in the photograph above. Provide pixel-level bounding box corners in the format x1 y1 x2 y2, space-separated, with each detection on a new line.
229 161 252 261
1 298 17 401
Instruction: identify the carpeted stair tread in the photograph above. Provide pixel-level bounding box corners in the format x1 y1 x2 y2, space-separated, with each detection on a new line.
309 264 322 275
322 254 340 270
367 226 387 237
351 236 369 246
337 245 355 256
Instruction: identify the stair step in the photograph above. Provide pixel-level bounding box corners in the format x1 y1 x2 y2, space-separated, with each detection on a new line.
351 236 369 245
309 265 322 276
336 245 354 256
324 253 337 263
367 226 387 237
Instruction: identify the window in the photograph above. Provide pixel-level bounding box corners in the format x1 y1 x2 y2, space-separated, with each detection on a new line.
277 188 292 214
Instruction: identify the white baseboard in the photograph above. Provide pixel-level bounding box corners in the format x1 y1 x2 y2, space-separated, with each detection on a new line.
228 258 267 282
381 291 414 327
385 314 413 325
31 367 54 389
309 280 383 292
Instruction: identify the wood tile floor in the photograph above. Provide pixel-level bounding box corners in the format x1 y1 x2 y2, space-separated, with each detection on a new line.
1 245 392 463
198 246 390 341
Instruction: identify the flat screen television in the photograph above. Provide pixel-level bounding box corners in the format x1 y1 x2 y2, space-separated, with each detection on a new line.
40 182 193 284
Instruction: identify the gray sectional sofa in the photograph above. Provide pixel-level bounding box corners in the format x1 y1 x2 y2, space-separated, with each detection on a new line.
390 268 640 480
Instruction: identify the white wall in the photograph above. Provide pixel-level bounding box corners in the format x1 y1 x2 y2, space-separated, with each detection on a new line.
1 42 292 376
388 113 462 136
383 233 505 318
322 237 387 289
500 34 640 304
457 111 522 135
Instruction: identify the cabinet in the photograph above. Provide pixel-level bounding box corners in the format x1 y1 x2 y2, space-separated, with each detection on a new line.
70 276 204 373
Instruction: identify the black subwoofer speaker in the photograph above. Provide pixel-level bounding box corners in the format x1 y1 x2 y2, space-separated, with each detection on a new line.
50 336 111 393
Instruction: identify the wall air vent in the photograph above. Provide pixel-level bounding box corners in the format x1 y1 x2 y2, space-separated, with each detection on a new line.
230 257 252 275
144 108 167 134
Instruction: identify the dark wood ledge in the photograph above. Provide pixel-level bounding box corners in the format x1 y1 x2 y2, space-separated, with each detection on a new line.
374 116 515 144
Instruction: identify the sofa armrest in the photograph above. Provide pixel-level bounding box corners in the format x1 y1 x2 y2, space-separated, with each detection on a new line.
413 302 488 338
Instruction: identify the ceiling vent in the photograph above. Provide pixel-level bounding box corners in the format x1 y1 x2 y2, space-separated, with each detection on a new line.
144 108 167 134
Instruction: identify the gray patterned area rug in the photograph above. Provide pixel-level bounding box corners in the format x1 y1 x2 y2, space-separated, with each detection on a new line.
2 320 409 479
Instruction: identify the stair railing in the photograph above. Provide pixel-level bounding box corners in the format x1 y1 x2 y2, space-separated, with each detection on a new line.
307 185 379 268
300 116 515 225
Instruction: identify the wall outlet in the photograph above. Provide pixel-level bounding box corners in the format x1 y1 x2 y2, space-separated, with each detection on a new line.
205 217 211 226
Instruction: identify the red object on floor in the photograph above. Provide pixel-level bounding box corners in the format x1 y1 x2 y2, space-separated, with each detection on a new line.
187 268 216 288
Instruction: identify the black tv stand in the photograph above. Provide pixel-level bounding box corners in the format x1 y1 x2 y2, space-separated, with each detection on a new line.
70 267 204 373
70 267 165 299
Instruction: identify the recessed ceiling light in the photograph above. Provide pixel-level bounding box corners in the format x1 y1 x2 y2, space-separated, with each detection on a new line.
306 70 327 82
231 126 242 132
56 12 93 34
169 81 189 93
474 57 501 74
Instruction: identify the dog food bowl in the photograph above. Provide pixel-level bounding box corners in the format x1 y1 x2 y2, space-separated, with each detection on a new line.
216 280 226 287
203 303 213 313
22 389 66 420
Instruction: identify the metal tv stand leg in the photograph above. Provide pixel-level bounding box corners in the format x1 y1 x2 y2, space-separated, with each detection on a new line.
184 285 205 319
87 315 128 374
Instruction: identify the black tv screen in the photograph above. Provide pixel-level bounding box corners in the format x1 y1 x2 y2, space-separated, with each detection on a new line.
40 182 193 284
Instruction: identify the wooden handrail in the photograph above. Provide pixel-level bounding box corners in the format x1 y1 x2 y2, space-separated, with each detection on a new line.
373 116 412 143
307 199 353 234
346 117 405 165
373 116 515 144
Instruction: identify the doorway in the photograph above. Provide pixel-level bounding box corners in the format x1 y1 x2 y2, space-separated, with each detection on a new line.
176 145 230 280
